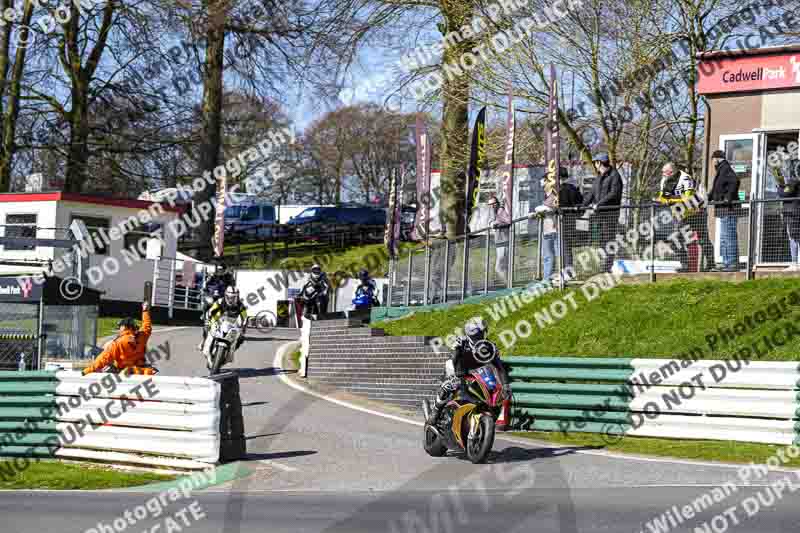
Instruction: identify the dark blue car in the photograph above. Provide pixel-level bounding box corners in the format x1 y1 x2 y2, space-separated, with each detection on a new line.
287 207 386 226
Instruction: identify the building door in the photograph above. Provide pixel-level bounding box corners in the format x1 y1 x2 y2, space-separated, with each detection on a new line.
754 130 800 266
715 135 759 266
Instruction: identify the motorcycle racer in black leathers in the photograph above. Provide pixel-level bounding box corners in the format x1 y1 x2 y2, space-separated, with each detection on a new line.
299 264 330 318
426 317 512 430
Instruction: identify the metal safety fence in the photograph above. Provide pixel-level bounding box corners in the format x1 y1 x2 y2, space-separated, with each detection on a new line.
388 198 800 306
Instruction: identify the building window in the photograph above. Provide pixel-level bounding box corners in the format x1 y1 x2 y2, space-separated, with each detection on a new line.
4 214 37 251
70 215 110 255
124 222 163 255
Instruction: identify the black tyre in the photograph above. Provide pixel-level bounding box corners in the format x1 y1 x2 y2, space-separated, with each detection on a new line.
465 413 495 464
210 345 226 374
423 424 447 457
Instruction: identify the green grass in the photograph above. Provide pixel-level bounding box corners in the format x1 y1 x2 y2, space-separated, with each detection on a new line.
0 460 174 489
373 278 800 360
290 349 301 368
515 431 800 466
98 317 123 339
236 242 417 276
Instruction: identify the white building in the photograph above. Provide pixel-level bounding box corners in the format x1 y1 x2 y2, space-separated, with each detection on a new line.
0 192 204 310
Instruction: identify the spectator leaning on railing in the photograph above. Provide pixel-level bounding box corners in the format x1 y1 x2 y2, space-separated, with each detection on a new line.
656 162 715 272
773 163 800 271
487 194 511 283
581 152 623 274
709 150 741 272
533 167 583 283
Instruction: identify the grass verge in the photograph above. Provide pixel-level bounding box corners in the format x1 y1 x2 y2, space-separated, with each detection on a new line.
0 460 174 489
373 277 800 360
290 349 301 369
514 431 800 467
98 317 123 339
231 242 417 275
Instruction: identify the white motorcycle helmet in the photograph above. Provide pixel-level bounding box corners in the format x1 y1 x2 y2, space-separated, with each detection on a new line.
464 317 487 343
224 286 240 307
310 264 322 282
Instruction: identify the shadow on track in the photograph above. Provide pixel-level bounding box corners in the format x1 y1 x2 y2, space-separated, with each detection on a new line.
243 450 317 461
489 445 594 464
233 367 295 378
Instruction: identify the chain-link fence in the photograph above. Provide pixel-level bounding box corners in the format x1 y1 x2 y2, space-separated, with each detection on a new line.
388 198 800 307
0 303 39 370
41 305 98 362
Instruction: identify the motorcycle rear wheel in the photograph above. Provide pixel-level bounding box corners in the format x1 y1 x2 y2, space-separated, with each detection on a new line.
465 414 495 464
423 424 447 457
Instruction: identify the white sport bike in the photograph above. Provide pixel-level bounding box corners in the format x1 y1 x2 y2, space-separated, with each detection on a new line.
202 315 243 374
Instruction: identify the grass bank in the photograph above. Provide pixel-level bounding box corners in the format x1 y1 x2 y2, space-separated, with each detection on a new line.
515 431 800 467
373 278 800 360
0 460 173 489
238 242 416 276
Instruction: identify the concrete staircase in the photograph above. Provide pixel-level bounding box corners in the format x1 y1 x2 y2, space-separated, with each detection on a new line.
306 317 450 411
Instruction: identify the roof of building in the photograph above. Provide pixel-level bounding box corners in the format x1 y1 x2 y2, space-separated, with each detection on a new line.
0 192 185 213
696 44 800 60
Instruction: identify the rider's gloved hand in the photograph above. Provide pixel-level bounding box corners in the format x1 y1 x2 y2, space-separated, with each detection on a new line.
442 375 460 392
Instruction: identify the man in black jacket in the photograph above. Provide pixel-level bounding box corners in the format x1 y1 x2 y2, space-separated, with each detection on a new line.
708 150 741 271
582 153 623 273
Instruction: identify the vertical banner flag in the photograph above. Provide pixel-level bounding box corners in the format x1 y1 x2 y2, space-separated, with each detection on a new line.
500 83 516 219
213 172 227 256
466 106 487 230
545 63 561 206
393 164 405 252
412 115 431 241
385 168 400 259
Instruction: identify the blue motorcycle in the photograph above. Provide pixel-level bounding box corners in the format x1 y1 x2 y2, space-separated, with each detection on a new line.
351 285 378 311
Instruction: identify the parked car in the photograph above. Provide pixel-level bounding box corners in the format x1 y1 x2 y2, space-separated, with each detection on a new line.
287 206 386 238
225 201 276 240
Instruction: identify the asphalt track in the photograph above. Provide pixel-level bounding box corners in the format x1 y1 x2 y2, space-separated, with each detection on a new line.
3 325 800 533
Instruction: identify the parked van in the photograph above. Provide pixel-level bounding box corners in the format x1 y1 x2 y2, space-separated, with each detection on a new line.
286 206 386 239
287 206 385 228
224 197 276 239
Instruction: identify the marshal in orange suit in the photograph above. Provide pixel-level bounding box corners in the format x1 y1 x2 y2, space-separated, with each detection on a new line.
82 302 157 375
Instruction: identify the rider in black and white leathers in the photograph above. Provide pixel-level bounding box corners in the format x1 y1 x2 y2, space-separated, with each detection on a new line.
426 317 511 426
300 264 330 316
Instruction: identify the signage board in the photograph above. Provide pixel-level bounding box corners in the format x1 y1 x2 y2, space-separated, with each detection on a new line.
698 51 800 95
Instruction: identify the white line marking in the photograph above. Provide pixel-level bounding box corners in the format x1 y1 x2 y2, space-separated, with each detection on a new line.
151 326 193 334
258 460 298 472
273 342 800 472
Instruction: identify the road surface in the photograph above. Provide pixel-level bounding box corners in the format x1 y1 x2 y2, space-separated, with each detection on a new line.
3 325 798 533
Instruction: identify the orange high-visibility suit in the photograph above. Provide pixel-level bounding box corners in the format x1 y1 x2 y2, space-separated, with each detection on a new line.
83 309 155 375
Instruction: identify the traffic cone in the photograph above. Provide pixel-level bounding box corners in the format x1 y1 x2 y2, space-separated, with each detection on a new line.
496 399 511 431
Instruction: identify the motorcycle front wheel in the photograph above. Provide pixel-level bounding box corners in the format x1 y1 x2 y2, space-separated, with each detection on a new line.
210 345 226 374
465 413 495 464
423 424 447 457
